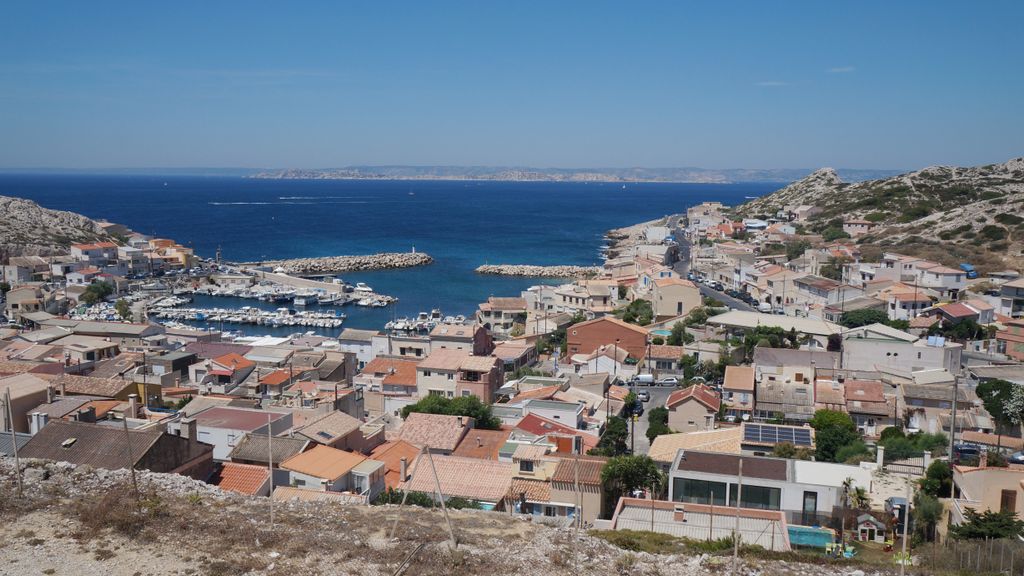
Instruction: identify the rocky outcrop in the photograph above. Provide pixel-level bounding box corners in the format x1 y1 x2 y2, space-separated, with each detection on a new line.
261 252 433 274
737 157 1024 271
0 195 111 256
475 264 601 278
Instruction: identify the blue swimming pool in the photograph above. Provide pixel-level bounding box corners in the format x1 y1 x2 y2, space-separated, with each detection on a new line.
788 525 835 548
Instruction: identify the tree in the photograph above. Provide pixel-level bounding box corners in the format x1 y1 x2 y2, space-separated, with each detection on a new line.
114 299 132 321
976 379 1020 448
0 281 10 295
618 299 653 326
827 333 843 352
651 336 665 345
950 509 1024 540
919 461 952 497
810 410 859 463
646 406 671 443
600 455 666 513
819 256 849 281
667 322 694 346
617 285 628 300
835 439 872 464
591 416 630 457
914 491 944 542
79 281 114 306
785 239 812 261
822 227 851 242
400 395 502 429
839 309 890 328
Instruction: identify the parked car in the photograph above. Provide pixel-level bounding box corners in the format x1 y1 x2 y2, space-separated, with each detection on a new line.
637 390 651 403
1010 451 1024 465
631 401 645 417
632 374 655 386
953 444 982 464
657 376 679 386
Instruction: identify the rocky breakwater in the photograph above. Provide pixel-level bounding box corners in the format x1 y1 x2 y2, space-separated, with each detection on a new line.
475 264 601 278
269 251 433 274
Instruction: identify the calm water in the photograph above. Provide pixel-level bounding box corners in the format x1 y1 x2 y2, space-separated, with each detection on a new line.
1 175 775 332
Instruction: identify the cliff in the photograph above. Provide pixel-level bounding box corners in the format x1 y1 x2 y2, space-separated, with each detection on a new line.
738 157 1024 270
0 195 111 256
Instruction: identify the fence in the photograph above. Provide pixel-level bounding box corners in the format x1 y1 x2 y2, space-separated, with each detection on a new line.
917 538 1024 575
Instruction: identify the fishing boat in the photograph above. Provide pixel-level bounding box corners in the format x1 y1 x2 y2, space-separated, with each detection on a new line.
293 290 319 307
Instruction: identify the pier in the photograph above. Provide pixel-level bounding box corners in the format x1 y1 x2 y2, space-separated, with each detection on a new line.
474 264 601 278
149 305 346 329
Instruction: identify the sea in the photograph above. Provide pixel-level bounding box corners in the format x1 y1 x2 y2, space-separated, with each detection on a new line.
0 175 776 335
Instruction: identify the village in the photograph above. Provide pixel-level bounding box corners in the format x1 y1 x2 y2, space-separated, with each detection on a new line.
2 203 1024 574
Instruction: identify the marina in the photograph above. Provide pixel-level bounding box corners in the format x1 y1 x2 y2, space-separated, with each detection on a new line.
148 304 346 329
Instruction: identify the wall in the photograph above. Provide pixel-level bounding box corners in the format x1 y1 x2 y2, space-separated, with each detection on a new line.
667 401 714 432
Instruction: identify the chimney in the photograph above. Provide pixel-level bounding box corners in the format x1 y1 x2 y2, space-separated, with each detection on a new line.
127 394 139 418
980 450 989 468
29 412 49 435
46 386 54 404
75 406 96 423
457 416 464 427
179 417 198 443
399 457 408 482
60 379 67 397
476 436 483 447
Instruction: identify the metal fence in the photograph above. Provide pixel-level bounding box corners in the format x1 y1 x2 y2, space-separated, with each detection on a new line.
917 538 1024 575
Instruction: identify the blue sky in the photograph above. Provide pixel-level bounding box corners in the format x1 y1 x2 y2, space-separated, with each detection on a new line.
1 1 1021 170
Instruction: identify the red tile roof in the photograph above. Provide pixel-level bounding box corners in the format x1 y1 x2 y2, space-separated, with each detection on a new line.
260 369 291 386
514 413 599 450
369 439 422 489
209 462 270 495
361 356 418 387
452 429 511 460
214 352 255 372
667 383 721 412
940 303 978 319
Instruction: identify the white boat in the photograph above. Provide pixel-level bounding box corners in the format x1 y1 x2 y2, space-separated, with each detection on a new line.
354 282 373 293
293 290 319 307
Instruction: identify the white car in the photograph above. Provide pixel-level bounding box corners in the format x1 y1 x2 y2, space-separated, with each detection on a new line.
657 377 679 386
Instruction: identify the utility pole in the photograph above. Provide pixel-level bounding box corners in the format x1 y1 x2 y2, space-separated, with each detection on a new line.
900 474 911 576
267 413 275 530
4 390 22 496
732 458 743 575
121 417 140 502
949 373 959 503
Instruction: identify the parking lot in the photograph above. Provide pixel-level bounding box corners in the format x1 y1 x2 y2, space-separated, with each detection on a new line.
626 383 675 455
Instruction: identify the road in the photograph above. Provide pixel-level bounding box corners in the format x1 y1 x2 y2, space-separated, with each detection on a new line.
628 384 674 455
670 222 756 313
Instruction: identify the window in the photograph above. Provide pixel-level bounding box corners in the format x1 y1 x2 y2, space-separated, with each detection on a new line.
1001 490 1017 513
462 390 470 397
672 478 727 505
519 460 534 473
728 483 781 510
423 371 431 377
447 374 454 381
429 390 444 397
544 506 556 517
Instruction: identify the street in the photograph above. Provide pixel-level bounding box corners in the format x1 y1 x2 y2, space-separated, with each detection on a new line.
628 384 674 455
671 221 755 312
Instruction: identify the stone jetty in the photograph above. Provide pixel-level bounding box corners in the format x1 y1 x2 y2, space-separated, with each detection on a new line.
475 264 601 278
261 252 433 274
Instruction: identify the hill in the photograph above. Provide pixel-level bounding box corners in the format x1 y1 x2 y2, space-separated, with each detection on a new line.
738 157 1024 271
0 195 111 257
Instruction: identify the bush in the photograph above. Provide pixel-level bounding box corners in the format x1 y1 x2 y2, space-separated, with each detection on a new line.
372 488 482 510
401 395 502 429
919 460 952 497
835 440 871 463
979 225 1007 241
822 227 851 242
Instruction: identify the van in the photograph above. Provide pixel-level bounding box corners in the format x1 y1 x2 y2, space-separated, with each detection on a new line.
633 374 655 386
757 302 773 313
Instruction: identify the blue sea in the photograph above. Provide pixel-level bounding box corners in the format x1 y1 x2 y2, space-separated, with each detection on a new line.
0 175 775 334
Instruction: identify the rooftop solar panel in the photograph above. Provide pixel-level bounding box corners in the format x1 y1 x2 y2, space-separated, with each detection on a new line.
742 423 814 446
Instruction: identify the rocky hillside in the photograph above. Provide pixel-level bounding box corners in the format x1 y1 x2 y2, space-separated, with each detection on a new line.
0 195 111 256
739 158 1024 271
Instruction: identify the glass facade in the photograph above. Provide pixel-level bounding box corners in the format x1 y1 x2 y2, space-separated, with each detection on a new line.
728 483 781 510
672 478 728 505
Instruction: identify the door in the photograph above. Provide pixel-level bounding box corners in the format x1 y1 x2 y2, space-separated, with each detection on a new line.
1001 490 1017 513
802 491 818 525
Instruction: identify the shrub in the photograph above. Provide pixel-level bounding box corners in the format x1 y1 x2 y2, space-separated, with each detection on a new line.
980 225 1007 241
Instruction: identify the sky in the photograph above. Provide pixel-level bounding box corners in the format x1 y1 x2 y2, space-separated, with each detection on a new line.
1 1 1022 171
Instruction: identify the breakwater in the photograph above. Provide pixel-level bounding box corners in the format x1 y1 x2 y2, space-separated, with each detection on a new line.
474 264 602 278
254 252 434 274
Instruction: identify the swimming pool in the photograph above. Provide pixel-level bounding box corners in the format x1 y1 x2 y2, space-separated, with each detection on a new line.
788 525 836 548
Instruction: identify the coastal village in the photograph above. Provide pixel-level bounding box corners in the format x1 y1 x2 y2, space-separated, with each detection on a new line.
3 185 1024 574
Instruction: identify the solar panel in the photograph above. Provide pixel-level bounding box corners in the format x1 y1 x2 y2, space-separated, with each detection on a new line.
743 424 814 446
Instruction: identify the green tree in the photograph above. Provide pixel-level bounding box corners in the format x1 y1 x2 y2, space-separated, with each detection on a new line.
651 336 665 345
591 416 630 457
810 410 859 463
822 227 851 242
839 308 890 328
114 298 132 321
950 509 1024 540
919 461 952 497
914 491 944 542
819 256 848 281
618 299 653 326
617 285 628 300
400 395 502 429
667 321 694 346
835 439 872 464
976 379 1020 448
600 455 666 515
80 281 114 306
0 281 10 295
785 239 812 261
646 406 671 443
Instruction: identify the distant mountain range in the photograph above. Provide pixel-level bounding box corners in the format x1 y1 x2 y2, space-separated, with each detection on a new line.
738 157 1024 271
248 166 904 184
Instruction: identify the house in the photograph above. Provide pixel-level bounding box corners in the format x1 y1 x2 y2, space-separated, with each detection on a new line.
899 381 973 433
19 419 214 479
279 444 385 500
430 323 494 356
511 413 599 453
646 344 687 375
167 407 292 460
569 343 629 377
69 242 118 266
337 328 380 369
752 348 840 422
665 384 720 432
355 356 419 394
550 455 608 524
565 317 649 362
607 498 791 552
373 331 431 359
708 311 842 349
669 450 871 527
721 365 755 420
453 428 512 461
2 255 50 284
49 373 152 402
842 219 877 237
844 380 895 437
189 352 256 394
476 297 528 336
822 296 887 324
414 349 503 403
916 263 967 300
226 433 309 486
4 284 60 322
998 278 1024 317
398 454 514 510
398 412 473 454
368 439 422 489
649 278 702 320
66 266 102 286
294 410 380 453
648 427 744 468
50 334 120 364
842 323 962 373
492 341 538 373
996 318 1024 361
208 462 272 496
951 463 1024 527
0 373 51 433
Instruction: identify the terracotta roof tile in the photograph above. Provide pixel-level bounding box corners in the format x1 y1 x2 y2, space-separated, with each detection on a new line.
551 455 607 485
666 383 721 412
398 413 471 452
280 444 366 481
510 478 551 502
398 455 513 502
452 429 511 460
369 440 422 488
209 462 270 495
361 356 418 387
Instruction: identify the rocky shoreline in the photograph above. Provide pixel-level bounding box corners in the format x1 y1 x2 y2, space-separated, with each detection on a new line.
475 264 601 278
254 251 434 274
